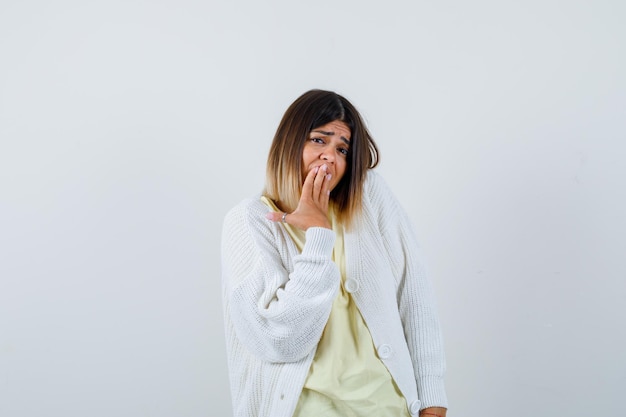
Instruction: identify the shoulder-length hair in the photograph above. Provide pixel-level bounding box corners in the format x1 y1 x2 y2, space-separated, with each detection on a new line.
264 89 379 228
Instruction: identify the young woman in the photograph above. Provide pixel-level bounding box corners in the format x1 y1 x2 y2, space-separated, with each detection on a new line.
221 90 448 417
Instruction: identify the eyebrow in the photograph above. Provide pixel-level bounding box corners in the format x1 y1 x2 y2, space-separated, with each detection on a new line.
311 130 351 145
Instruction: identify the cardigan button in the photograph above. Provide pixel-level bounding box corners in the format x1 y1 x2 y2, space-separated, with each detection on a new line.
344 279 359 293
377 344 393 359
409 399 421 415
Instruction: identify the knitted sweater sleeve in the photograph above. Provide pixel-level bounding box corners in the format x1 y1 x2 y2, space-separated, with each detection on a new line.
367 173 448 408
221 199 340 363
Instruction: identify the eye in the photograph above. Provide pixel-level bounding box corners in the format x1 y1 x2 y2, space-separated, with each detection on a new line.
311 137 325 144
338 147 349 156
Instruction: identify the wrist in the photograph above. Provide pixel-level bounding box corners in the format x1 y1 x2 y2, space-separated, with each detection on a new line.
420 407 447 417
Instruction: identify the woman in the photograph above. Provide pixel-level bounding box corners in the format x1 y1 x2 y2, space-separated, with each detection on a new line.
221 90 448 417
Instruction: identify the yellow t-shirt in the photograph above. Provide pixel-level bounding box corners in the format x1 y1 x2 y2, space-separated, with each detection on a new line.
261 197 410 417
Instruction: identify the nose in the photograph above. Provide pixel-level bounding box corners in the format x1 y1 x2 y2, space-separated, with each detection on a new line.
321 146 335 164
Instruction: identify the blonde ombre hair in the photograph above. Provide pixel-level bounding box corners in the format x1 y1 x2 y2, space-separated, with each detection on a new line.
264 90 379 228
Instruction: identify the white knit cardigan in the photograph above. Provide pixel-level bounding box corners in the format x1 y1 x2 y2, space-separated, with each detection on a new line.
221 171 447 417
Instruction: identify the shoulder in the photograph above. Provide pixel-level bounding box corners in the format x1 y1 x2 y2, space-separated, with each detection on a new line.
223 195 273 238
364 169 386 189
363 170 399 209
361 170 419 235
225 195 267 221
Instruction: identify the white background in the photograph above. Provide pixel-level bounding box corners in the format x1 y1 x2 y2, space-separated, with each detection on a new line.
1 1 625 416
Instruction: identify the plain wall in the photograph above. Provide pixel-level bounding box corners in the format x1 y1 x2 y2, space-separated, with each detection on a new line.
1 1 624 416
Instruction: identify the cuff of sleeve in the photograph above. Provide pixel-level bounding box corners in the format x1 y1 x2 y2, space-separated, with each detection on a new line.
287 227 338 297
301 227 336 258
417 376 448 409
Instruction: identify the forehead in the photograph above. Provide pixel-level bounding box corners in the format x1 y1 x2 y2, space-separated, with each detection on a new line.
311 120 351 138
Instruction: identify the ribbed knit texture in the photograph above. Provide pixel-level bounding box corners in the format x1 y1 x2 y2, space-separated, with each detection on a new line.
221 171 447 417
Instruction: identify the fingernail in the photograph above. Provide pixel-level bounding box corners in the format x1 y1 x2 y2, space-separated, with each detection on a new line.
265 213 273 220
322 164 327 171
314 166 319 173
326 174 331 181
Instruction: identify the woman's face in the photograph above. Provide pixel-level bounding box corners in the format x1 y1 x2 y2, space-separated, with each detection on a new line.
301 120 351 191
